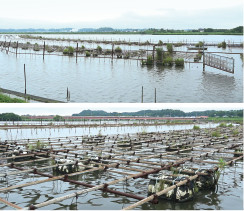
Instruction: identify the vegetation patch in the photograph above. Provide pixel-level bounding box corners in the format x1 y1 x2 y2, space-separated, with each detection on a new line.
193 125 200 130
194 53 202 62
156 48 163 62
195 41 204 48
175 58 184 67
163 56 173 66
166 43 173 54
85 51 91 57
33 43 40 51
212 131 221 137
96 46 102 53
142 55 153 65
217 41 227 49
0 93 26 103
218 123 227 128
63 46 74 55
114 46 122 54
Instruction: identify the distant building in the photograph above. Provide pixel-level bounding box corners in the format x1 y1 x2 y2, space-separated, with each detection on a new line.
199 28 204 33
197 116 208 119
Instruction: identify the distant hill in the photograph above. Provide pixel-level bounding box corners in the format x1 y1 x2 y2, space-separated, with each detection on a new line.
72 109 243 118
0 26 241 33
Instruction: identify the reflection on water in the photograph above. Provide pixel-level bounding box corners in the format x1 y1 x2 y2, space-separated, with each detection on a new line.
200 71 239 102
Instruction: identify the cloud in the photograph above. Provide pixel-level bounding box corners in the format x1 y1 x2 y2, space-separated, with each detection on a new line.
0 5 242 29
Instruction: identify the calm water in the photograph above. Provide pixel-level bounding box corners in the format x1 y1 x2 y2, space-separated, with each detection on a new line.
0 122 218 140
0 34 243 103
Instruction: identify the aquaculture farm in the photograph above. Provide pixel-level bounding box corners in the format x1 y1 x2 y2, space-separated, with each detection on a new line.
0 34 243 103
0 122 243 210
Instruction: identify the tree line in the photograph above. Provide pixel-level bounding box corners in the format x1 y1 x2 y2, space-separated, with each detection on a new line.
72 109 243 118
0 109 242 121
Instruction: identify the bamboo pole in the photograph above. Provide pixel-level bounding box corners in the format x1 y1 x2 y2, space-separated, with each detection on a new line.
0 157 52 167
0 163 118 193
0 197 22 210
0 174 64 193
32 166 165 209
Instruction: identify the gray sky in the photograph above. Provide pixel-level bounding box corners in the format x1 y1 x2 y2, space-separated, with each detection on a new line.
0 104 242 116
0 0 243 29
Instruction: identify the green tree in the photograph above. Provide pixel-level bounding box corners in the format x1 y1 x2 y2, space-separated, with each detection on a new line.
53 115 64 121
0 113 22 121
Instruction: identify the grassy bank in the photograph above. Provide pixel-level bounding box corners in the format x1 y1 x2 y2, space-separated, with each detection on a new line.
0 93 26 103
208 117 243 124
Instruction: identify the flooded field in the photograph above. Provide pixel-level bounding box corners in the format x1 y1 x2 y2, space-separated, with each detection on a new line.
0 34 243 103
0 124 243 210
0 122 219 140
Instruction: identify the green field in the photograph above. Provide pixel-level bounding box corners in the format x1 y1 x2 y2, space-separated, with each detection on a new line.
208 117 243 124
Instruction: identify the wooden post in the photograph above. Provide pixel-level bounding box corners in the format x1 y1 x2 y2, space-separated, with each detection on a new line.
16 41 18 57
24 64 27 95
203 43 205 72
67 87 69 101
7 41 11 54
76 43 78 63
152 45 155 62
155 88 156 103
43 41 45 60
141 86 143 103
111 44 114 61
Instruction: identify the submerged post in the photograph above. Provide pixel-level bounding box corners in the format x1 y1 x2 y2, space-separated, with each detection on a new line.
24 64 27 95
141 86 144 103
43 41 45 61
76 43 78 63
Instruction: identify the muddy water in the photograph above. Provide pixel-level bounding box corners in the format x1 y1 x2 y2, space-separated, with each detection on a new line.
0 35 243 103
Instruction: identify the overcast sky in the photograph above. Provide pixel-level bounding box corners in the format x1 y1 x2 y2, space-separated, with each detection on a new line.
0 0 243 29
0 103 242 116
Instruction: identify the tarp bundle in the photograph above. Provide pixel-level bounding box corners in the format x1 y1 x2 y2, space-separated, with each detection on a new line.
54 159 79 174
148 174 196 202
148 168 219 202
